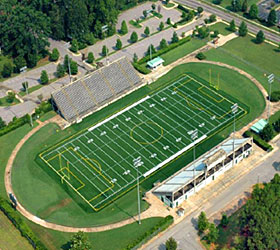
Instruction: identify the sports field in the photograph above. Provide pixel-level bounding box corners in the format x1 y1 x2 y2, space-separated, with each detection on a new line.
40 74 245 211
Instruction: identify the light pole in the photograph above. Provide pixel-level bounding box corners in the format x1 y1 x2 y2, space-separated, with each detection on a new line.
231 103 238 166
133 156 143 225
191 129 198 192
267 74 274 123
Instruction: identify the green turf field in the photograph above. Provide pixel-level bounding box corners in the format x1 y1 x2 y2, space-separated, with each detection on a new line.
40 73 245 211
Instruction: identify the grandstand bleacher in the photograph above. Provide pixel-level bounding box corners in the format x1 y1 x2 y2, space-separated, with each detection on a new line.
51 57 142 122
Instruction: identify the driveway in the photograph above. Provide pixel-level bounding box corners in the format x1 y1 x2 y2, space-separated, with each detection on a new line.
144 141 280 250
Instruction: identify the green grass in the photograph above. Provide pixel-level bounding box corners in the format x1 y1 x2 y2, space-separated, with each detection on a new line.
0 212 33 250
11 63 264 228
209 22 232 36
204 0 258 12
19 85 43 97
39 111 57 122
205 35 280 93
129 20 142 28
0 123 36 197
152 11 163 18
162 38 207 65
26 217 165 250
0 95 20 106
164 2 175 8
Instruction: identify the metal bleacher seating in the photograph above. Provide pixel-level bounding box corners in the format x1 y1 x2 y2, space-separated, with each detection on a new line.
51 57 142 122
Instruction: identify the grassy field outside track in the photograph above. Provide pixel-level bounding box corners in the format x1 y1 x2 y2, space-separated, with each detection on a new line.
205 35 280 93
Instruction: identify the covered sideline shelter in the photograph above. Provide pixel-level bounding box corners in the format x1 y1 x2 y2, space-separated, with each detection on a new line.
153 137 253 208
250 119 268 134
147 57 164 70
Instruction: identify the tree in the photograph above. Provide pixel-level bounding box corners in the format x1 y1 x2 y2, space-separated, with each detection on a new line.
70 61 78 75
267 10 277 26
6 92 15 103
249 4 258 19
167 17 171 25
197 7 204 15
229 19 236 32
0 4 50 67
255 30 265 44
0 117 6 129
209 14 217 23
165 237 177 250
206 223 219 243
56 64 66 78
220 214 229 228
242 0 248 12
147 44 156 55
14 56 26 73
159 21 164 31
50 48 60 62
239 21 248 36
231 0 242 12
152 3 156 10
143 10 148 19
87 52 94 64
1 63 13 78
144 26 150 37
102 45 108 56
22 81 29 93
260 124 274 142
198 211 209 234
69 231 92 250
130 31 138 43
40 70 49 84
70 39 79 53
212 30 219 38
116 39 122 50
197 26 210 39
84 33 95 45
196 52 206 60
171 32 179 43
160 39 168 49
120 20 128 35
133 53 138 63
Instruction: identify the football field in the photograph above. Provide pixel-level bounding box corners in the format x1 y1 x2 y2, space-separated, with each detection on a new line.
40 74 245 211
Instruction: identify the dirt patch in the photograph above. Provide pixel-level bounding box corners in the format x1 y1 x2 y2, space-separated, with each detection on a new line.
39 198 72 218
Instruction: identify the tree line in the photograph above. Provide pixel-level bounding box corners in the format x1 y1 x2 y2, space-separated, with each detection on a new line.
0 0 149 69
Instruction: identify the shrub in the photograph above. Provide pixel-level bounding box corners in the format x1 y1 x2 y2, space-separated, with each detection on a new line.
87 52 94 64
209 14 217 23
196 52 206 60
167 17 171 25
0 114 30 137
165 237 177 250
14 56 26 73
70 39 79 53
70 61 78 75
2 63 13 78
116 39 122 50
120 20 128 35
102 45 109 56
122 216 173 250
243 130 273 151
137 36 191 65
132 63 151 74
83 33 96 45
0 197 47 249
177 4 189 13
40 70 49 84
130 31 138 43
6 92 15 103
260 124 274 142
56 63 66 78
49 48 60 61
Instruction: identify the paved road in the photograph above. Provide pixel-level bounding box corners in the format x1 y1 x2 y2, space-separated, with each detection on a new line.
176 0 280 43
144 142 280 250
